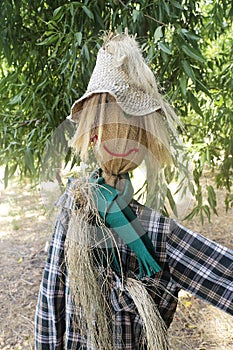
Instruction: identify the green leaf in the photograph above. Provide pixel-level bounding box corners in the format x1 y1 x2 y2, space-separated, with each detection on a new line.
164 166 175 184
75 32 82 46
207 185 218 214
187 91 203 115
36 78 49 92
202 205 211 222
182 44 205 63
24 147 35 174
225 194 233 211
162 0 170 15
50 36 63 57
8 163 18 178
179 74 187 98
9 91 23 105
170 0 183 9
147 46 155 61
184 207 199 221
181 60 196 82
52 95 59 111
159 42 172 55
154 26 163 43
181 29 200 41
37 34 59 46
4 164 9 188
83 44 90 62
196 79 212 97
132 9 140 23
70 3 74 17
82 6 94 20
167 187 178 217
201 151 206 166
96 13 105 28
53 6 64 21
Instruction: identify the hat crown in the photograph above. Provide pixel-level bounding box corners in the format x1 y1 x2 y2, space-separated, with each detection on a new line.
70 31 163 120
101 33 157 96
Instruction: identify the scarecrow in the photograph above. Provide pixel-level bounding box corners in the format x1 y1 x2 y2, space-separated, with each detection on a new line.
35 32 233 350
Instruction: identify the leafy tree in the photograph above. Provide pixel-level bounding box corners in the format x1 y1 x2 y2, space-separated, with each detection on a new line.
0 0 232 219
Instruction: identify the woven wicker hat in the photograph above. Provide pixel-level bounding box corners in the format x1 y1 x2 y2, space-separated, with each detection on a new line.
69 32 162 122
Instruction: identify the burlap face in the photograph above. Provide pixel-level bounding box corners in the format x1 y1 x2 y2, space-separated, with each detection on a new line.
94 122 147 176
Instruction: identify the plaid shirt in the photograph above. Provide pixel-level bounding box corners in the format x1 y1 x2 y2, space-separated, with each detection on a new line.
35 179 233 349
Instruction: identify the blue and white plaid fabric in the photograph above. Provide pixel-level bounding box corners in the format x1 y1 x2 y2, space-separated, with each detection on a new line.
35 179 233 349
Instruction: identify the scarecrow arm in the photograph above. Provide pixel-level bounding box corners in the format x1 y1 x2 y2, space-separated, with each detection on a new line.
167 219 233 315
35 207 68 349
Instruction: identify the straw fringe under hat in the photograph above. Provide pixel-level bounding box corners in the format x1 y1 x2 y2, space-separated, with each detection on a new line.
69 30 163 121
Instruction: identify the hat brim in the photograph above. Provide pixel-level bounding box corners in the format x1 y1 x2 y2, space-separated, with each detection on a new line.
69 90 162 122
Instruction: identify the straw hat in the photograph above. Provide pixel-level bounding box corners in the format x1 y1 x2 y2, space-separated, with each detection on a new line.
69 31 162 122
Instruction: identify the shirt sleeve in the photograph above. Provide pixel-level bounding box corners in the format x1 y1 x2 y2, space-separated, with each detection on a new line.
167 219 233 315
35 206 70 349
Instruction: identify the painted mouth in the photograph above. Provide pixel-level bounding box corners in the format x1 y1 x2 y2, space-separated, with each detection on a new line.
103 145 139 157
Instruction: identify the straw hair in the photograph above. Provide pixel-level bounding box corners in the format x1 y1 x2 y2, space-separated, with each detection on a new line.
70 94 100 161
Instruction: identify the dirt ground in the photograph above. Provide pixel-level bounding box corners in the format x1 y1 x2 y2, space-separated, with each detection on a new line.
0 177 232 350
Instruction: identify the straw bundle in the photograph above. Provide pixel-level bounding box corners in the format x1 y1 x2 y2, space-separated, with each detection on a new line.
65 181 119 350
126 278 169 350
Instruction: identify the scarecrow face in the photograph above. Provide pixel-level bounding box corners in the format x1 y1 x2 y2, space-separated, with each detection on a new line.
71 93 171 182
92 97 148 176
94 123 147 176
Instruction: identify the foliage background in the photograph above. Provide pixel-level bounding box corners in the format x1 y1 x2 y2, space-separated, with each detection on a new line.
0 0 232 220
